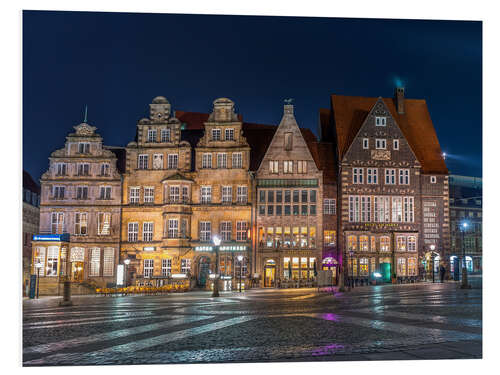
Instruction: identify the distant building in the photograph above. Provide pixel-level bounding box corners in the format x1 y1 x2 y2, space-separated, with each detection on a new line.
23 170 40 294
449 175 482 275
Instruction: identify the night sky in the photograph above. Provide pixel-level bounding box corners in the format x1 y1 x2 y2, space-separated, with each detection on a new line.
23 11 482 181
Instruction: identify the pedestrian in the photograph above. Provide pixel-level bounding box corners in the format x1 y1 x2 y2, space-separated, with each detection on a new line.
439 264 446 283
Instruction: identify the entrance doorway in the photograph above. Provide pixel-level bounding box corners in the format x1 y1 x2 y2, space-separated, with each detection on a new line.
72 262 84 281
322 257 337 284
264 259 276 287
197 257 211 287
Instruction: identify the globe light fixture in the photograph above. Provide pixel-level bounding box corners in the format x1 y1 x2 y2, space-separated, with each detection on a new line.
212 235 221 246
124 259 131 265
212 235 221 297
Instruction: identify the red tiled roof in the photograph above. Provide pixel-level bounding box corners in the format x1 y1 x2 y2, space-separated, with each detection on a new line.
330 95 448 174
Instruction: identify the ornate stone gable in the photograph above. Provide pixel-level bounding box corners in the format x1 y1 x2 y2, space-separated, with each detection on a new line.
73 122 97 136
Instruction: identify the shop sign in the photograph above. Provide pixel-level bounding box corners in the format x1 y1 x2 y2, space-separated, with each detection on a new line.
32 234 70 242
220 245 247 251
195 246 213 252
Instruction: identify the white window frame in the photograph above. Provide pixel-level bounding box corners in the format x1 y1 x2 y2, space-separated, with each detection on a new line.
169 185 180 203
348 196 360 222
269 160 279 174
385 169 396 185
77 163 90 176
128 222 139 242
220 221 232 241
375 116 386 126
375 139 387 149
211 129 221 141
225 128 235 141
323 198 336 215
399 169 410 185
56 163 67 176
103 248 114 276
361 196 371 222
78 142 90 154
362 138 369 149
143 222 154 242
129 187 140 203
144 259 154 278
232 152 243 168
392 196 403 222
53 185 65 199
237 186 248 204
90 247 101 277
97 212 111 235
374 196 390 222
147 129 157 143
76 186 88 200
353 168 364 184
403 196 414 222
161 128 171 142
51 212 64 234
283 161 293 174
217 153 227 168
367 168 378 184
221 186 232 204
167 154 178 169
138 154 149 170
168 219 179 238
430 176 437 184
162 259 172 276
144 187 155 203
236 221 248 241
202 153 212 169
74 212 88 235
297 160 307 174
393 139 399 150
201 186 212 204
200 221 211 242
99 186 111 200
181 259 191 273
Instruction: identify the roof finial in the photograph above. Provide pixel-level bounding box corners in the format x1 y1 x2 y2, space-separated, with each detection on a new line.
83 105 88 123
284 98 294 105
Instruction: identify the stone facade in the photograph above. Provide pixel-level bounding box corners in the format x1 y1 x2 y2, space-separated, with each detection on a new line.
255 104 323 287
32 122 122 293
23 171 40 294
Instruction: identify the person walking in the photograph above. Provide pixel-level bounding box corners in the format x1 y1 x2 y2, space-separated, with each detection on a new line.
439 264 446 283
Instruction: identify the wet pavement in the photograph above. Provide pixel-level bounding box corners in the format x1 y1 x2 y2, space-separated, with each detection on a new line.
22 282 482 366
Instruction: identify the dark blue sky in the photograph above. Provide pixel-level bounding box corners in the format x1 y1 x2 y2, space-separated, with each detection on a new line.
23 11 482 181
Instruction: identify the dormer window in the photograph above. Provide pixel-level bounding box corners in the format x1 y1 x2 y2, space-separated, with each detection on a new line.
147 129 157 143
284 132 293 151
375 139 387 149
393 139 399 150
212 129 221 141
375 117 387 126
78 142 90 154
363 138 369 149
225 128 235 141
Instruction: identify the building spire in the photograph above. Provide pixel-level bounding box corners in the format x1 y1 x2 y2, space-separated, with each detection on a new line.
83 105 88 123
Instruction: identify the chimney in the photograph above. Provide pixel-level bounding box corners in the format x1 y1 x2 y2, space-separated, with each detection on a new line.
395 86 405 114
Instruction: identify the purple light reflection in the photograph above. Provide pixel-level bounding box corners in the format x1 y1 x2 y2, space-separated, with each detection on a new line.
311 343 345 356
321 313 340 322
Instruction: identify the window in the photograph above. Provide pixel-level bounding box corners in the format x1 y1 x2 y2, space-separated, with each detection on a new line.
403 196 414 222
283 161 293 174
167 154 178 169
385 169 396 184
144 187 155 203
310 190 316 203
236 221 248 241
370 236 376 252
200 221 211 242
374 196 390 222
51 212 64 234
347 235 357 251
310 205 316 215
161 128 171 142
232 153 242 168
138 154 149 169
293 190 299 203
90 248 100 276
144 259 154 278
78 142 90 154
34 247 46 276
74 213 88 235
143 222 154 242
301 205 308 215
181 259 191 273
53 186 65 199
180 219 188 238
217 153 227 168
284 190 291 203
375 139 387 149
168 219 178 238
77 163 90 176
212 129 221 141
56 163 67 176
430 176 437 184
269 160 279 173
293 205 299 216
359 258 369 276
367 168 378 184
276 190 283 203
393 139 399 150
268 205 274 216
380 236 390 252
201 186 212 203
276 205 283 216
408 236 417 251
284 205 291 215
99 163 110 176
301 190 308 203
76 186 88 200
202 153 212 169
353 168 363 184
297 160 307 174
408 257 417 276
259 205 265 215
129 187 140 203
128 222 138 242
147 129 157 142
324 230 336 245
225 128 234 141
268 190 275 203
348 196 360 222
361 196 371 222
359 236 369 251
162 259 172 276
397 258 406 276
284 132 293 150
97 213 111 235
399 169 410 185
397 236 407 251
375 116 386 126
99 186 111 200
363 138 369 149
153 154 164 169
221 186 232 204
392 196 403 222
220 222 232 241
237 186 248 203
46 246 59 277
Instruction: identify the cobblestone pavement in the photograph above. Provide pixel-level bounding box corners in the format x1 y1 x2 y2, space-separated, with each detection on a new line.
22 282 482 366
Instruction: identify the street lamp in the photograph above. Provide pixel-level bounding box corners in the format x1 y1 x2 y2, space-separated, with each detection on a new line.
430 244 436 283
460 222 470 289
124 259 131 288
212 235 221 297
34 262 42 299
237 255 243 292
348 249 354 289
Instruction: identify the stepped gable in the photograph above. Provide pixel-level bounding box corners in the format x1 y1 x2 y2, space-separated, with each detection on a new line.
330 94 448 174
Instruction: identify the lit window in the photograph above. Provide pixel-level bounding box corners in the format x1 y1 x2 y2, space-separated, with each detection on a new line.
97 213 111 235
380 236 390 252
297 160 307 174
359 258 369 276
269 160 279 173
430 176 437 184
46 246 59 277
324 230 336 245
283 161 293 174
397 258 406 276
348 235 357 251
397 236 406 251
359 236 369 251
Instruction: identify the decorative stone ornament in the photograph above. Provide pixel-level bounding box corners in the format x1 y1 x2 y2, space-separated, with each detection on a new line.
73 123 97 136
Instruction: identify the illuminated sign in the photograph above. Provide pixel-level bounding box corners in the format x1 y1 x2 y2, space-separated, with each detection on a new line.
195 246 213 252
143 247 155 251
195 245 247 252
32 234 70 242
171 273 187 279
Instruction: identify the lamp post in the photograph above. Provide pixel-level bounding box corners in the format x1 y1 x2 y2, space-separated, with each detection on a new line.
430 244 436 283
212 235 221 297
237 255 243 292
349 249 354 289
124 259 131 288
35 262 42 299
460 222 470 289
59 250 73 307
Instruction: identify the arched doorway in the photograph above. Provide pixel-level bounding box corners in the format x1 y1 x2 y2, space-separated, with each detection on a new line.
197 256 211 287
322 257 337 284
264 259 276 287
